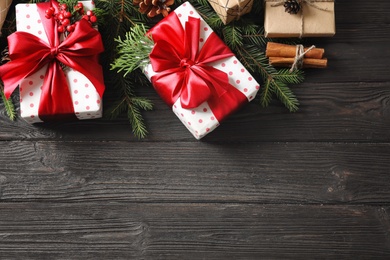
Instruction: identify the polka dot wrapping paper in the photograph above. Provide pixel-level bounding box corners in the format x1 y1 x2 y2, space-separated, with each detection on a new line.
207 0 253 25
143 2 260 139
14 1 103 123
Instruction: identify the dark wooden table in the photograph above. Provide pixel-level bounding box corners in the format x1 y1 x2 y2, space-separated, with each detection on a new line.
1 1 390 259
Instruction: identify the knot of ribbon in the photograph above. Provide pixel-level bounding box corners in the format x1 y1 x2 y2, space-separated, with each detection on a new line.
50 46 59 58
0 0 105 121
148 12 247 121
267 0 333 38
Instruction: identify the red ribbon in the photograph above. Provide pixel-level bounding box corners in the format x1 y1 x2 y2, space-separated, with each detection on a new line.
0 1 105 121
149 13 247 121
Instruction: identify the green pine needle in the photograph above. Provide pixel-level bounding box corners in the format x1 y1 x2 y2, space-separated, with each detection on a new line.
111 25 153 76
0 86 16 121
127 98 152 139
259 79 274 108
222 24 243 49
104 70 153 139
272 80 300 112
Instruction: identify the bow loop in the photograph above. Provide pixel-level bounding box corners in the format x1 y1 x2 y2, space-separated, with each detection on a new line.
149 14 235 109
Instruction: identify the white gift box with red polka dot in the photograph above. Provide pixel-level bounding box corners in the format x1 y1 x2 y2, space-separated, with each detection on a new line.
143 2 260 139
15 2 102 123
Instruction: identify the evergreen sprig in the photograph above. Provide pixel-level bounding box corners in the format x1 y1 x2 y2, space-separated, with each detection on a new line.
111 25 153 76
0 84 16 121
104 71 153 139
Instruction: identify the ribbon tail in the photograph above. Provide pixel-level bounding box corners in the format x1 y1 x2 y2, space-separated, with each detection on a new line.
58 54 105 98
38 61 77 121
151 68 186 107
208 83 248 122
191 66 248 122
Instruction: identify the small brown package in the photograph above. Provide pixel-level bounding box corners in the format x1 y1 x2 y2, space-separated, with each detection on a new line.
208 0 253 25
264 0 335 38
0 0 12 34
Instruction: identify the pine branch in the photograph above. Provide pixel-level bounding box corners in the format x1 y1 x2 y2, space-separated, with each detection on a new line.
104 71 153 139
272 80 299 112
111 25 153 76
222 23 243 49
0 84 16 121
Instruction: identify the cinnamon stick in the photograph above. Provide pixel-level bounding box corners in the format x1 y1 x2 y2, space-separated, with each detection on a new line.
266 42 325 59
268 56 328 69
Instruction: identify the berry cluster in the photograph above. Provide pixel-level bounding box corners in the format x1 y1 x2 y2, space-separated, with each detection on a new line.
45 3 97 34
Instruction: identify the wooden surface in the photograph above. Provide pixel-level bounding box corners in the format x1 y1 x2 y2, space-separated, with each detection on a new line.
1 1 390 259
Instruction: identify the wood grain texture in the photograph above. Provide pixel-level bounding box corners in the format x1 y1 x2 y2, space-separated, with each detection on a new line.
0 141 389 204
0 81 389 142
0 203 389 259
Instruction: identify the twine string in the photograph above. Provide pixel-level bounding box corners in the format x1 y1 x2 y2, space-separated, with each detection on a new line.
290 44 315 71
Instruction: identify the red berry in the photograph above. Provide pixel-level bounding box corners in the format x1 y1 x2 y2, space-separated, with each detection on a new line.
60 4 67 11
45 8 54 18
77 3 84 9
66 25 75 32
86 10 93 16
62 18 70 26
82 15 90 21
64 11 72 18
57 25 65 33
58 13 64 20
89 15 97 23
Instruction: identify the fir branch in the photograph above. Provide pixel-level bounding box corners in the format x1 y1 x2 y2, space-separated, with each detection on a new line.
241 25 267 47
127 100 149 139
0 85 16 121
274 69 304 85
111 25 153 76
259 78 273 108
57 0 78 7
272 80 299 112
104 71 153 139
222 23 243 49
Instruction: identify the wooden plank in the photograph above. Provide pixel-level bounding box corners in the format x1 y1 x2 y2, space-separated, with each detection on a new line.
0 141 389 204
0 202 389 259
0 80 389 142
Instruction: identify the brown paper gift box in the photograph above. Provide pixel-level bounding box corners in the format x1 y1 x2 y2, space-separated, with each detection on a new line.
208 0 253 24
264 0 335 38
0 0 12 34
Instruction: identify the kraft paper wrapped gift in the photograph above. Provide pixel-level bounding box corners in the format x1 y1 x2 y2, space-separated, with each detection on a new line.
0 0 12 34
264 0 335 38
143 2 260 139
208 0 253 24
2 1 104 123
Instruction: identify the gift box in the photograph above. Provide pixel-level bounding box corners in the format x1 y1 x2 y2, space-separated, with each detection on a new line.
0 1 105 123
0 0 12 34
143 2 260 139
264 0 335 38
208 0 253 24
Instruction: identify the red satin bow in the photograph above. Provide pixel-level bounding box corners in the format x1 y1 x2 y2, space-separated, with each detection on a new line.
149 14 245 112
0 1 105 121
